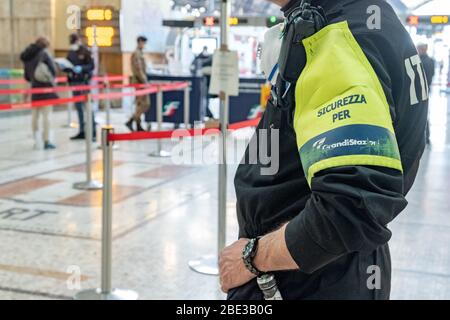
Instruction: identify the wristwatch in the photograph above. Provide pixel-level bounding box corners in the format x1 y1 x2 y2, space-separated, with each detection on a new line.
242 238 264 277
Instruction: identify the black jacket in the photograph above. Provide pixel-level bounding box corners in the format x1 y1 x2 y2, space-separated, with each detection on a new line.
66 45 95 84
231 0 428 300
20 44 58 101
420 54 435 87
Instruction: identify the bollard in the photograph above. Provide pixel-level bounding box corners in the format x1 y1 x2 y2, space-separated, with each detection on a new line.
188 0 231 276
74 126 138 300
98 79 119 150
184 85 190 129
156 90 163 153
149 87 170 157
63 83 77 129
73 95 103 191
188 93 229 276
217 92 229 255
105 81 112 126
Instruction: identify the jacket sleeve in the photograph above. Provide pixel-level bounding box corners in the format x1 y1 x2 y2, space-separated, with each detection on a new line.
285 22 408 273
81 51 95 73
285 166 407 274
24 68 31 82
43 52 57 77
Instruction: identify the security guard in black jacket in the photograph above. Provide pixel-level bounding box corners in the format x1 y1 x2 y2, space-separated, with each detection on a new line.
219 0 429 300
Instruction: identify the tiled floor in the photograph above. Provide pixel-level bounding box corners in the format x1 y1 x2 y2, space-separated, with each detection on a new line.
0 88 449 300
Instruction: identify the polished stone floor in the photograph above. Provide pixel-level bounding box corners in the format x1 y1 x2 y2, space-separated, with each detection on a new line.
0 89 449 300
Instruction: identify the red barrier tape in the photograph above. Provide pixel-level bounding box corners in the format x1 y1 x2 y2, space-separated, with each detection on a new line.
0 82 190 111
0 83 104 95
0 77 67 85
0 81 188 97
92 85 159 101
0 75 126 86
228 117 261 130
108 128 219 142
108 118 262 142
160 82 189 92
95 75 127 82
0 95 87 111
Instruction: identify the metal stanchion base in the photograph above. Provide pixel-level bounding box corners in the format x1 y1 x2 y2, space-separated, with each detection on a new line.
148 150 171 158
62 122 79 129
73 181 103 191
98 145 119 150
188 255 219 276
74 288 139 300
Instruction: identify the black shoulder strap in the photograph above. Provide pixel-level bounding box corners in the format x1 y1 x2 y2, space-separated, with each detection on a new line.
278 0 327 85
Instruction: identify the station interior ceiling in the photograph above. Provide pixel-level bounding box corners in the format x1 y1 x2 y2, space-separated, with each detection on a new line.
170 0 440 15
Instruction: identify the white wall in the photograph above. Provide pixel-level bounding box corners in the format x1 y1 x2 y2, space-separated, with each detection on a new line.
120 0 172 53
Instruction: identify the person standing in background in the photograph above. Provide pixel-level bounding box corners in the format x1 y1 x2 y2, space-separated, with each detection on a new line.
66 33 95 141
418 43 436 145
125 36 151 132
418 43 436 88
191 46 215 120
20 37 57 150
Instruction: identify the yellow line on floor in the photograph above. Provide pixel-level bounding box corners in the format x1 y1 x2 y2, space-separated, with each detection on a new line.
0 264 90 281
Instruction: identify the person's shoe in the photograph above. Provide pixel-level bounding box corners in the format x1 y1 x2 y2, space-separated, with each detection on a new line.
125 119 135 132
44 142 56 150
71 132 85 140
136 122 145 132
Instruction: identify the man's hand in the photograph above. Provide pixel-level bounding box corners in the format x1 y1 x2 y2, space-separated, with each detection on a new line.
219 239 256 293
219 225 299 294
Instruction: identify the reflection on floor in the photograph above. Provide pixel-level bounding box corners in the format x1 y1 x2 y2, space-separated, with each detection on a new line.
0 89 449 300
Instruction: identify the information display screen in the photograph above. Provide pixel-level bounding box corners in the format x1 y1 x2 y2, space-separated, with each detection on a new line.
407 15 450 25
80 7 121 52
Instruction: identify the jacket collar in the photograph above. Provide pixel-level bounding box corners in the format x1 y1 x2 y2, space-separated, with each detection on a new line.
282 0 345 17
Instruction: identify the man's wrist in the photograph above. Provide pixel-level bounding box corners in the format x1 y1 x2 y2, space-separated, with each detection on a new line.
253 237 270 273
253 224 299 273
242 238 264 277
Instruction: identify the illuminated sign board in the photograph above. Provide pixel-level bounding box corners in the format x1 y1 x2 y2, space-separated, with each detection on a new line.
163 17 284 29
202 17 249 27
87 8 113 21
85 27 115 47
407 15 450 25
163 20 195 28
81 7 120 52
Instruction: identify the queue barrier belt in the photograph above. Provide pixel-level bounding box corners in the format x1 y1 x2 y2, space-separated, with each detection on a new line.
0 82 189 111
0 76 259 142
0 81 187 96
107 117 262 142
0 75 127 86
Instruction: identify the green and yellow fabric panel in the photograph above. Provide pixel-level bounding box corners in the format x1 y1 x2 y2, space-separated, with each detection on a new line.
294 21 403 185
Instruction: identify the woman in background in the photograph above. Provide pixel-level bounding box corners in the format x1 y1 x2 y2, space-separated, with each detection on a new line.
20 37 57 150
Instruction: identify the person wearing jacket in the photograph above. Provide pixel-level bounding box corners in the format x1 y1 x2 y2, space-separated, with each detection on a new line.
219 0 428 300
125 36 151 132
417 43 435 145
20 37 57 150
66 33 96 141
